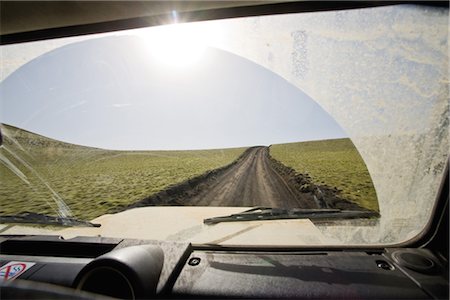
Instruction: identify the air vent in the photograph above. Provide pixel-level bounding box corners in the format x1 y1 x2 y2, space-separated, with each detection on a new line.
74 245 164 299
77 266 135 299
392 250 437 274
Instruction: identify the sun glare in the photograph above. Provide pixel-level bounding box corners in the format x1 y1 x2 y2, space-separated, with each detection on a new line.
139 22 219 68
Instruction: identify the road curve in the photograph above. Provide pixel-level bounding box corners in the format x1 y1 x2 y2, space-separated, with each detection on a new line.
184 147 319 209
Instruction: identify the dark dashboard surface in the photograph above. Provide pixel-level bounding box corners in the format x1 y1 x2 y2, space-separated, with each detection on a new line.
0 235 448 299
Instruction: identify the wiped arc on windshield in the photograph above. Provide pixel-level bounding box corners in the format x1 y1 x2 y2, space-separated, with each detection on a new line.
0 31 380 221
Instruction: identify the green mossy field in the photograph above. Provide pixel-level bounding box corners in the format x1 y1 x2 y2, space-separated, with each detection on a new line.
270 139 379 212
1 125 378 221
0 125 245 220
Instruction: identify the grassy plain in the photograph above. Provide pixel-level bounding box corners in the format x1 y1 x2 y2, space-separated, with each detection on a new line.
270 139 379 212
0 125 245 220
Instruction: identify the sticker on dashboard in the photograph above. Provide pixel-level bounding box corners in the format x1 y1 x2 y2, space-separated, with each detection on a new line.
0 261 36 280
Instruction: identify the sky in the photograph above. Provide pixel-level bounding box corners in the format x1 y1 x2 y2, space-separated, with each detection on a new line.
0 31 347 150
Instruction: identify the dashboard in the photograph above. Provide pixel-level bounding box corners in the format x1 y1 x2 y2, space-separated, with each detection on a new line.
0 234 448 299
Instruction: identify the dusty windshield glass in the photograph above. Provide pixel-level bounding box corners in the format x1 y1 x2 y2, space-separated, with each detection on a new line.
0 5 448 245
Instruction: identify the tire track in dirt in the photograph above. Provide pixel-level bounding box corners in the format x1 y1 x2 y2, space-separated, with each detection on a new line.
183 147 318 208
128 146 327 209
127 146 371 211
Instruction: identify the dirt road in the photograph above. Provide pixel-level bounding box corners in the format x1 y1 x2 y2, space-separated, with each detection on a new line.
129 146 367 211
183 147 318 208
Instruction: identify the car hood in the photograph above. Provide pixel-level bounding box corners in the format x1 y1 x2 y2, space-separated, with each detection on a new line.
0 207 335 246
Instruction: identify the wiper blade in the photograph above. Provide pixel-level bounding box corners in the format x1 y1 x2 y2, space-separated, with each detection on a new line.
203 207 379 225
0 212 101 227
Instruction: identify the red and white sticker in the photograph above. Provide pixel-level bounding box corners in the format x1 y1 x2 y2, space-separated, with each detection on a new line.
0 261 36 281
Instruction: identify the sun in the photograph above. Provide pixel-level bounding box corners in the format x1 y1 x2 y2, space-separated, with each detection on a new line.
138 22 215 68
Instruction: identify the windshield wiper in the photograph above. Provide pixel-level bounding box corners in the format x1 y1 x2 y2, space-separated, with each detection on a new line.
0 212 101 227
203 207 380 225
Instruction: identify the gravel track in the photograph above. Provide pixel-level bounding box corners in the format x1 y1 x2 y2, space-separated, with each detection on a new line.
127 146 369 210
177 147 318 208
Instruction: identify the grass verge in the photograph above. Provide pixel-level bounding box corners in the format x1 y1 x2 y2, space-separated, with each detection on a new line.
269 139 379 212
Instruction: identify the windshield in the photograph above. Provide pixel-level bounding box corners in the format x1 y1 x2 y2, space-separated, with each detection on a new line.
0 4 448 246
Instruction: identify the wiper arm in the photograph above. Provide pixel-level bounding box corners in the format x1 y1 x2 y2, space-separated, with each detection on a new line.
204 207 379 225
0 212 101 227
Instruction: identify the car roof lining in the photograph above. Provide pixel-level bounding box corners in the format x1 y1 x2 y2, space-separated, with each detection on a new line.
2 1 445 45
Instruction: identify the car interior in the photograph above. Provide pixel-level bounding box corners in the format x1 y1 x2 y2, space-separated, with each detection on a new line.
0 1 449 299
